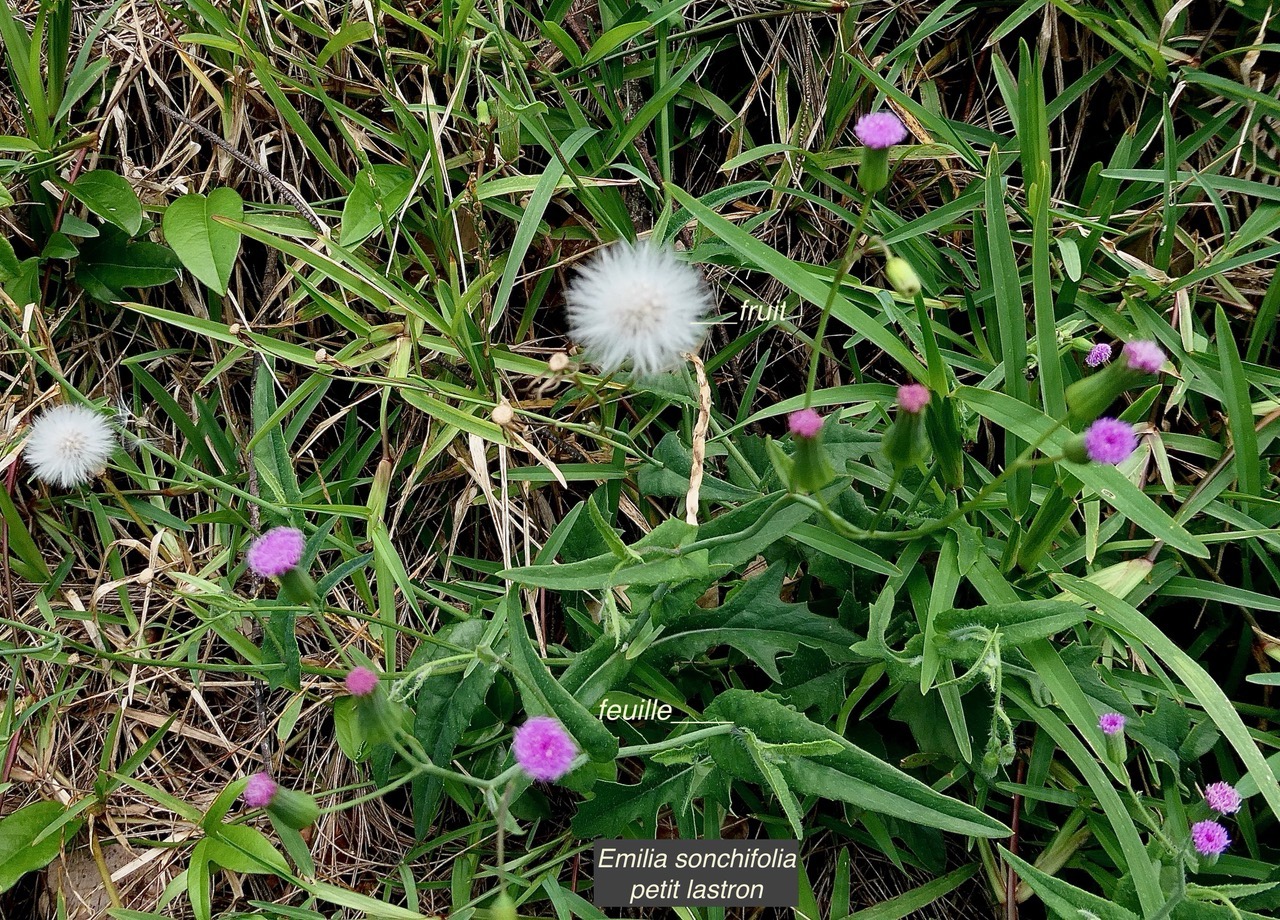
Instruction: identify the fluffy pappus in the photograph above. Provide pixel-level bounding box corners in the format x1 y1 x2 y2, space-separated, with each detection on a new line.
563 239 714 378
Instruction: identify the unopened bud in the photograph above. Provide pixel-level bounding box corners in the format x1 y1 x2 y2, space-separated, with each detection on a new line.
858 147 892 194
1062 433 1091 465
267 785 320 829
492 892 518 920
885 257 921 296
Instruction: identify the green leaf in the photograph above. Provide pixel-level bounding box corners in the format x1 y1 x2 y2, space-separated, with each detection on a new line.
203 824 290 875
410 618 498 838
649 565 861 680
932 600 1089 651
0 801 81 892
704 690 1009 837
739 728 807 838
162 188 244 294
789 522 901 577
1018 41 1064 420
503 591 618 761
332 696 368 762
500 547 716 591
637 432 758 503
40 231 78 260
75 227 180 302
0 477 50 581
846 865 978 920
260 607 301 692
304 880 435 918
582 20 651 66
572 765 699 838
0 235 20 281
340 165 416 246
69 169 143 235
999 847 1141 920
1216 305 1260 497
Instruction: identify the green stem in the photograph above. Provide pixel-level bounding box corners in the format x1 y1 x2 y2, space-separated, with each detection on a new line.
867 468 901 533
674 494 791 555
320 763 428 813
805 193 874 407
496 778 517 894
616 723 735 757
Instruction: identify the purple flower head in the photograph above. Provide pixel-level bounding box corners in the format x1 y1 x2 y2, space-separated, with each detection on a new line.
513 716 578 782
1204 781 1242 815
788 408 824 439
897 384 931 415
1084 418 1137 465
855 112 908 150
1192 820 1231 857
1099 713 1126 735
1123 339 1165 374
246 526 305 578
243 771 278 808
1085 342 1113 368
345 666 379 697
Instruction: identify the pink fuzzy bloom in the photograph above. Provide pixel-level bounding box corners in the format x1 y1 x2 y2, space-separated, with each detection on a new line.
854 112 908 149
243 772 278 808
513 716 578 782
897 384 931 415
1084 418 1137 465
345 666 379 697
1123 339 1165 374
1098 713 1126 735
246 527 305 578
788 408 824 439
1191 820 1231 856
1085 343 1112 368
1204 782 1242 815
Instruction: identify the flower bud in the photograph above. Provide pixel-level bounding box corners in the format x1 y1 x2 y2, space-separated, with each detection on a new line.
267 785 320 830
278 567 319 606
1065 339 1168 427
882 386 932 470
785 410 836 492
1064 362 1126 428
492 892 518 920
1062 433 1091 465
854 112 906 195
884 257 921 297
858 148 891 194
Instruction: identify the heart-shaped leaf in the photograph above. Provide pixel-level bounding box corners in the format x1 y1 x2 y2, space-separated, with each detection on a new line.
163 188 243 294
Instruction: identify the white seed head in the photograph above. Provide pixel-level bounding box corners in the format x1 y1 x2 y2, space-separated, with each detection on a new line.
24 404 117 488
563 239 714 377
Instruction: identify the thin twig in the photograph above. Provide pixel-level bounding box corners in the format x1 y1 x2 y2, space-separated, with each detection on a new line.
157 102 330 237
